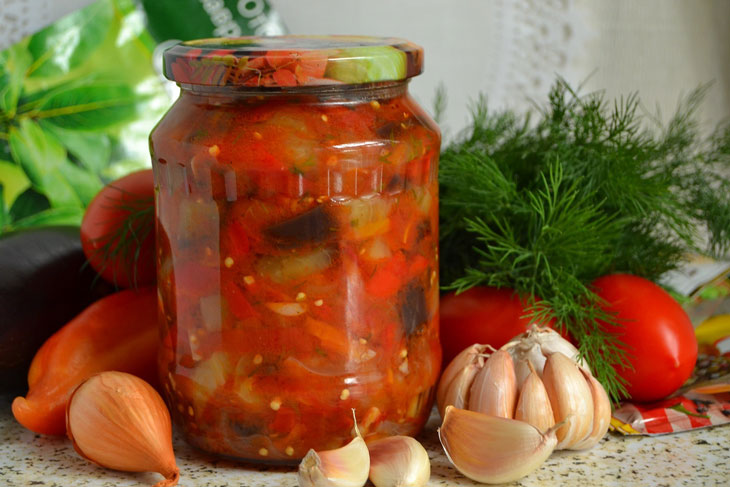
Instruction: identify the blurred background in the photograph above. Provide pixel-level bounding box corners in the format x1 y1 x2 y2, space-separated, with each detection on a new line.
1 0 729 231
2 0 729 135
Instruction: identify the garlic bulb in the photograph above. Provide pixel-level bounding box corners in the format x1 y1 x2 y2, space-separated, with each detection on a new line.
298 411 369 487
367 436 430 487
437 326 611 452
65 371 179 487
438 406 558 484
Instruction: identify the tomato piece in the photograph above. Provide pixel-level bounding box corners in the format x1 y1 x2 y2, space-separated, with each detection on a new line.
294 52 328 83
592 274 698 402
80 170 155 288
272 68 298 87
367 252 408 298
269 406 297 434
223 281 257 321
408 254 429 276
323 105 376 139
217 328 317 358
264 50 292 69
225 221 251 259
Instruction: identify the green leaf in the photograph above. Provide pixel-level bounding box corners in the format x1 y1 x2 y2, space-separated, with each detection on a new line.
9 187 50 221
27 1 113 79
9 206 84 230
40 121 111 173
57 158 104 204
15 75 97 116
0 42 33 116
8 119 102 207
36 82 141 131
0 159 31 207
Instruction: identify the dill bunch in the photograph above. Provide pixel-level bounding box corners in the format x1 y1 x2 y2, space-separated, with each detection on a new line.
438 80 730 402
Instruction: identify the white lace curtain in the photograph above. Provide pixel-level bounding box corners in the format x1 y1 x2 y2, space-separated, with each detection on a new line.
3 0 729 135
273 0 730 136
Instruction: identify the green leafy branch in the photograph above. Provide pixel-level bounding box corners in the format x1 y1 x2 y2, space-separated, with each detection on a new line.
0 0 166 234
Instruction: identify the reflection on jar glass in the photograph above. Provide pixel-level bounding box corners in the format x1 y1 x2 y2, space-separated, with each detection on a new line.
150 36 441 464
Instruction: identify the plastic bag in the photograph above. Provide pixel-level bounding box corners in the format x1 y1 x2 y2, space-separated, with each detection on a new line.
612 260 730 435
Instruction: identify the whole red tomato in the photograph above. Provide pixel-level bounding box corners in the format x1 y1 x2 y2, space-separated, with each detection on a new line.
593 273 698 402
81 170 155 288
439 287 539 367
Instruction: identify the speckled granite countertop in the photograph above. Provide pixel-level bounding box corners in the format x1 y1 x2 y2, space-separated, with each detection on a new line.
1 393 728 487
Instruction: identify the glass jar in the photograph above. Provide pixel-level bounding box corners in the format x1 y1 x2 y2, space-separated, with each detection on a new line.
150 36 441 463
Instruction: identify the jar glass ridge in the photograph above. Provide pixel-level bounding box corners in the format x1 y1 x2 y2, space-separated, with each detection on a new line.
150 36 441 464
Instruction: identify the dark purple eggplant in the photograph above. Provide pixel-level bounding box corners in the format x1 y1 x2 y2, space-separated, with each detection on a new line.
265 206 336 248
0 226 113 392
399 281 429 336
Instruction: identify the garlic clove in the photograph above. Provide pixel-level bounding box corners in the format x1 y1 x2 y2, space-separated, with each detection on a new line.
438 406 558 484
514 361 555 434
298 439 370 487
541 352 594 449
467 349 517 418
437 361 480 418
66 371 179 487
571 370 612 450
436 344 487 412
298 412 370 487
511 348 543 390
367 436 430 487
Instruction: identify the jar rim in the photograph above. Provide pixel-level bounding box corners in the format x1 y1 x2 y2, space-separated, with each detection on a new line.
163 35 424 88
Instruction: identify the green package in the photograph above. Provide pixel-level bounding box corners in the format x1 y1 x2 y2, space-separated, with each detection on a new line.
142 0 286 42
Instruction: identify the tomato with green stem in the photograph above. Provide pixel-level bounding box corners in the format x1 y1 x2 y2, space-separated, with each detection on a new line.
80 170 155 288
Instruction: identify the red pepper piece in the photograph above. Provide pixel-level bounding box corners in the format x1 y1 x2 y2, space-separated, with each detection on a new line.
226 221 251 258
366 252 408 298
11 288 158 435
223 281 257 321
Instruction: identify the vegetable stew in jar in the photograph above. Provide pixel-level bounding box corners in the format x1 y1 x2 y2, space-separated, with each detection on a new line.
151 36 441 464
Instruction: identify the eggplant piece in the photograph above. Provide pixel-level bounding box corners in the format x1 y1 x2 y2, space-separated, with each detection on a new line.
265 206 336 248
0 226 112 392
376 121 401 140
385 174 405 194
399 281 429 336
